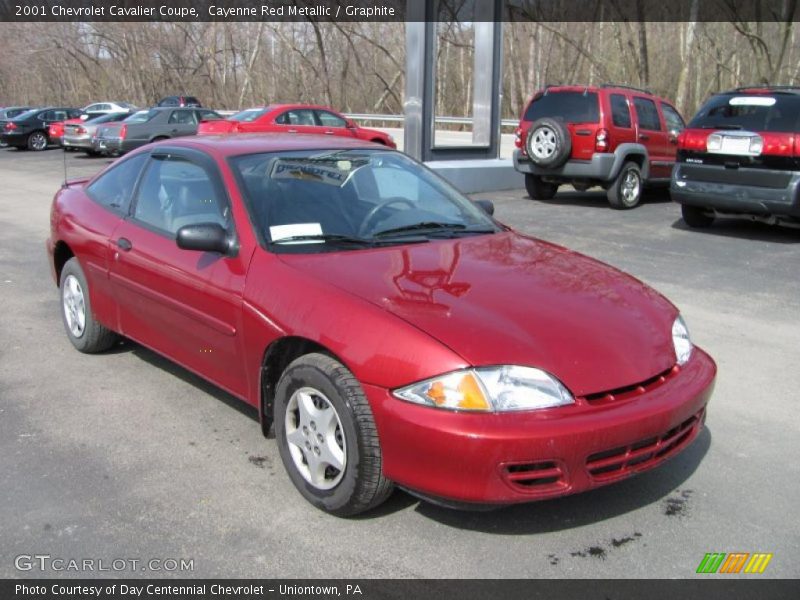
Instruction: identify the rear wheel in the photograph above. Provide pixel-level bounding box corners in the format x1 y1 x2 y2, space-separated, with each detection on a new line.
274 353 393 516
27 131 48 151
607 162 642 209
525 174 558 200
59 258 118 353
681 204 715 228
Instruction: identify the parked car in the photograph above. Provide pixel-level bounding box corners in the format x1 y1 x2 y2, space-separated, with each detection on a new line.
92 107 222 155
0 106 34 146
156 95 202 108
513 84 685 208
671 85 800 228
197 104 397 148
47 134 715 516
1 107 82 150
63 112 133 155
81 101 136 115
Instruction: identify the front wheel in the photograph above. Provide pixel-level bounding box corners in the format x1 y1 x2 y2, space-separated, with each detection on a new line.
524 174 558 200
607 162 643 209
274 353 393 516
27 131 48 151
681 204 715 228
59 258 118 353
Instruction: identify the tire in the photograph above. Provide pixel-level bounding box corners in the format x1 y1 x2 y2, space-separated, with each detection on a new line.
274 353 393 516
607 161 643 209
525 117 571 168
83 149 99 157
525 174 558 200
27 130 48 151
681 204 715 228
59 258 118 353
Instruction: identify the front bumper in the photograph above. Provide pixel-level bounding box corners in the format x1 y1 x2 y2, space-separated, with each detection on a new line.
671 163 800 218
366 348 716 504
513 148 616 181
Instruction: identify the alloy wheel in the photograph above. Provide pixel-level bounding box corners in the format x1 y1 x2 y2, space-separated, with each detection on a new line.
62 274 86 338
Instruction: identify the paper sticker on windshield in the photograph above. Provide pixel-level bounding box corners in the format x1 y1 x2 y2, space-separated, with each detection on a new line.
269 223 323 242
729 96 776 107
271 159 351 186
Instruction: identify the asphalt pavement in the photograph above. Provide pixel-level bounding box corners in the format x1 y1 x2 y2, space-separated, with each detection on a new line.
1 146 798 579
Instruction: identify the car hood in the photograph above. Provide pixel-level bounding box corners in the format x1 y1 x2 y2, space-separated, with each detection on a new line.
278 232 678 396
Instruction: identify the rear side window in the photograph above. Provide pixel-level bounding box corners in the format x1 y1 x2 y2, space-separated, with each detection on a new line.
275 109 317 126
688 94 800 132
610 94 631 128
633 97 662 131
86 154 148 213
168 110 196 125
524 91 599 123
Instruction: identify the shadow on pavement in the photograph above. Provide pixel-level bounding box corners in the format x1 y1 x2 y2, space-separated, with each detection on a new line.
671 218 800 244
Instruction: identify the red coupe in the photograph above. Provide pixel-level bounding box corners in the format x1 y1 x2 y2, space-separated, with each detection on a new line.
198 104 396 148
47 134 715 516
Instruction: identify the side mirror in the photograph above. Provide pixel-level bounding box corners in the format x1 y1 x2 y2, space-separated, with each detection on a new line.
176 222 232 254
473 199 495 216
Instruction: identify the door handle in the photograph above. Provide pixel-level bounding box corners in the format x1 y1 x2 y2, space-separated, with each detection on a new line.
638 134 649 141
324 130 335 135
116 238 132 251
287 129 298 133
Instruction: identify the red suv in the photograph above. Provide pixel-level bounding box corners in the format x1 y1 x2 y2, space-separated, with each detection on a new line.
671 86 800 228
513 85 685 209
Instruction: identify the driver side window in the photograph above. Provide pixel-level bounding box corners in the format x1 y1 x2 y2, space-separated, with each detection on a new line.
132 156 229 236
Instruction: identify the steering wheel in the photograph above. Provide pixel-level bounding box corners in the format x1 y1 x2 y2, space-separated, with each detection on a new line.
358 197 416 236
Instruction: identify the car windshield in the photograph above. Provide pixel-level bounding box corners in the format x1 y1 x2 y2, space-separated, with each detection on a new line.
124 109 157 123
230 107 271 122
525 91 600 123
231 149 500 252
688 94 800 132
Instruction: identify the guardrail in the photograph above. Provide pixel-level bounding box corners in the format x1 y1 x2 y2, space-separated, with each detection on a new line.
344 113 518 129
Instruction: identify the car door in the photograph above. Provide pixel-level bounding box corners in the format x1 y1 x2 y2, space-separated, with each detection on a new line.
76 153 150 331
165 109 198 138
314 109 356 139
108 149 249 398
273 108 323 135
631 96 671 180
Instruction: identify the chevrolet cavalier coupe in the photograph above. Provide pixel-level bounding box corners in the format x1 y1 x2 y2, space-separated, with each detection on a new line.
47 135 716 516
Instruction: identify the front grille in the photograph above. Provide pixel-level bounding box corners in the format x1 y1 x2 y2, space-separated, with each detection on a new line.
585 409 704 482
582 365 678 405
501 460 567 494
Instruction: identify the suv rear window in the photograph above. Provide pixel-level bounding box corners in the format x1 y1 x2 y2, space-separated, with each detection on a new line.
524 91 599 124
689 94 800 132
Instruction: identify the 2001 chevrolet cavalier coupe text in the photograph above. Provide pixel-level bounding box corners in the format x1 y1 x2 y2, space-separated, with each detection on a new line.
47 134 716 516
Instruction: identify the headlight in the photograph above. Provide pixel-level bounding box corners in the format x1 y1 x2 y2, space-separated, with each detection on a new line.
672 315 693 366
393 366 574 412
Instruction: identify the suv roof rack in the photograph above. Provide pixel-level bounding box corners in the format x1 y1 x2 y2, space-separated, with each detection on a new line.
727 85 800 94
600 83 654 95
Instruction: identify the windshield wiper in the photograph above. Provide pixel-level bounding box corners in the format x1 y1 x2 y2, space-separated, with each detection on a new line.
374 222 495 238
271 233 427 247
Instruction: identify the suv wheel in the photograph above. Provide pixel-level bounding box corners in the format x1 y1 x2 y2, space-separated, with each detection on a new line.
681 204 715 228
525 174 558 200
525 118 571 168
607 162 642 209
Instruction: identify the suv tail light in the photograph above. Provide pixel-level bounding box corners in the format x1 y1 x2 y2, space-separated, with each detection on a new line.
514 126 523 149
595 128 609 152
119 125 127 139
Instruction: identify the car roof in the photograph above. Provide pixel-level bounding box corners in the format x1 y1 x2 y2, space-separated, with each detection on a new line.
536 85 674 104
152 133 381 158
